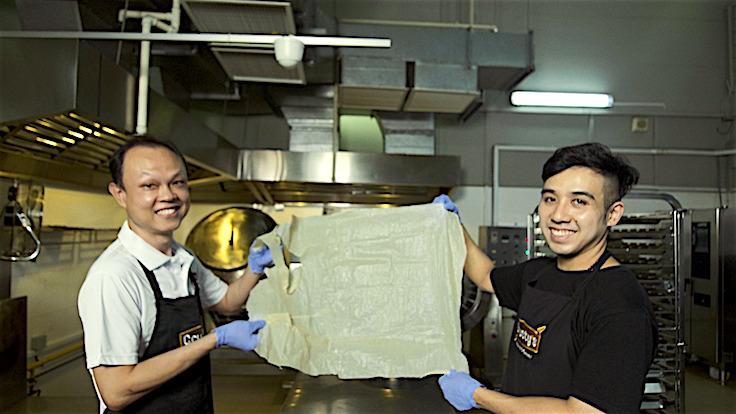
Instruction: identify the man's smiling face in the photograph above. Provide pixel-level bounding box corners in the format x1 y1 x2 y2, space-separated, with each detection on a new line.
111 145 190 243
538 166 619 264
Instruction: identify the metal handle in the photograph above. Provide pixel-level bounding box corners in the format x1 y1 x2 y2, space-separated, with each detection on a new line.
1 209 41 262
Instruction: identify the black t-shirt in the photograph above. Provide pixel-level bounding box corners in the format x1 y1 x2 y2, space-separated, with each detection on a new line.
491 257 657 413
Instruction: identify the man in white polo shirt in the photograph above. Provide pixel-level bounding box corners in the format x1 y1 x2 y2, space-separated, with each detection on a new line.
78 137 274 414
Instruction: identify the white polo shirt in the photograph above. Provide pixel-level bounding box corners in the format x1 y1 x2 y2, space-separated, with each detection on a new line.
78 221 228 370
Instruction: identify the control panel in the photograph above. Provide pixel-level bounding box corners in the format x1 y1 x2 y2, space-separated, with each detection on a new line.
479 226 528 266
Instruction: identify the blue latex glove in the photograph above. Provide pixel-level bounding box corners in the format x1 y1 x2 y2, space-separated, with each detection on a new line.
432 194 461 220
438 370 482 411
248 241 274 274
214 319 266 351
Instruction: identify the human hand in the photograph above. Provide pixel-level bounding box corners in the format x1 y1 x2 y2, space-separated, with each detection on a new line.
248 241 274 274
432 194 460 219
438 370 482 411
213 320 266 352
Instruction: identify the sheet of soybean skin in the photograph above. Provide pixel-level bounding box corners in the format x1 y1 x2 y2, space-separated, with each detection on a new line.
245 203 469 379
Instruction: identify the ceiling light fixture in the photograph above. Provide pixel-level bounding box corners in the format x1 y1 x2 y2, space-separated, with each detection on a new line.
510 91 613 108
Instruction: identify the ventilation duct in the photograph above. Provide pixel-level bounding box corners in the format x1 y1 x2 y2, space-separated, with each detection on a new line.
337 23 533 114
182 0 306 84
282 106 335 152
338 56 408 111
377 112 435 155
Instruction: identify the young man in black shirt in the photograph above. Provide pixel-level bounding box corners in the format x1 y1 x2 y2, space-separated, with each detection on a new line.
436 143 657 414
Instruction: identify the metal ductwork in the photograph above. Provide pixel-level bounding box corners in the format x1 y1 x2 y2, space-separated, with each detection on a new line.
338 23 533 114
0 2 468 205
283 106 336 152
378 112 435 156
182 0 306 85
205 85 462 205
0 37 237 189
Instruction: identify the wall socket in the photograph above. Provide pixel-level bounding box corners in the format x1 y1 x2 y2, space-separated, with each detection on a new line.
631 116 650 132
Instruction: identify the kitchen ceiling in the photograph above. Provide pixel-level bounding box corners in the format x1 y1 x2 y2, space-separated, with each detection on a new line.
1 0 534 204
63 0 534 117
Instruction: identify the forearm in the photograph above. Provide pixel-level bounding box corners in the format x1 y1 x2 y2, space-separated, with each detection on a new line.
462 227 495 292
473 388 602 414
213 270 260 314
94 333 217 410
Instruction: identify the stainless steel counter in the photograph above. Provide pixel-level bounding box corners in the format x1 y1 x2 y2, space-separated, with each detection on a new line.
281 373 456 413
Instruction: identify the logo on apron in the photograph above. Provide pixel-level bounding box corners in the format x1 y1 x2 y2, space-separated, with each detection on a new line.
179 324 205 347
513 319 547 359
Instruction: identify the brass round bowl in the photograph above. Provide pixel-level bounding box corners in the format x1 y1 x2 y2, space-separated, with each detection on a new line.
185 207 276 272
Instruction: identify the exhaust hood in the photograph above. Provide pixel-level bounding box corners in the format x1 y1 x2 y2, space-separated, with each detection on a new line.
0 37 236 190
188 150 460 205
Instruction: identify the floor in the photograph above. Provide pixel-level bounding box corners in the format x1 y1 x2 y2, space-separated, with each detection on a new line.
1 354 734 413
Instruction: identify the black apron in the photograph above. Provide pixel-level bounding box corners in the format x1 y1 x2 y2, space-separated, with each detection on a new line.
105 261 214 414
502 250 612 398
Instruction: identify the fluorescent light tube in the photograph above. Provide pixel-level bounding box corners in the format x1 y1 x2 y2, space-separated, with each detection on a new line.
510 91 613 108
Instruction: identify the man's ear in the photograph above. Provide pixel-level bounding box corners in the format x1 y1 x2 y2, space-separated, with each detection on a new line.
606 200 625 227
108 182 127 209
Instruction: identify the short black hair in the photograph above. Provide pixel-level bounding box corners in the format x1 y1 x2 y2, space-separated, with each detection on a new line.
109 137 188 188
542 142 639 206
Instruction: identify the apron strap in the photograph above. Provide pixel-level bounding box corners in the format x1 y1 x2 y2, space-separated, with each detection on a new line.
138 260 164 301
588 250 612 272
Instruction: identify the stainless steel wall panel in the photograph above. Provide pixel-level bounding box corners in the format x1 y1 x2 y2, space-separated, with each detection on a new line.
240 150 334 183
238 150 461 187
334 152 460 186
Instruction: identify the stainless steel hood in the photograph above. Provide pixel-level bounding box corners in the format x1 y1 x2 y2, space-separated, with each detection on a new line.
189 150 460 205
0 37 236 190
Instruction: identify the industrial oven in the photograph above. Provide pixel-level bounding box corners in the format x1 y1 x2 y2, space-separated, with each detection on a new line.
684 208 736 384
